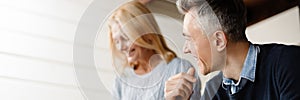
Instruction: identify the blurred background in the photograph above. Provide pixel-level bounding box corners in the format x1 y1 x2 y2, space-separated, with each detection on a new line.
0 0 299 100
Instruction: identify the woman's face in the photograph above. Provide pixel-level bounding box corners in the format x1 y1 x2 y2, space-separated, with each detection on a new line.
111 23 155 67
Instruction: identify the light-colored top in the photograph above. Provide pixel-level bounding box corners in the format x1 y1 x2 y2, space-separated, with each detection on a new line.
112 57 201 100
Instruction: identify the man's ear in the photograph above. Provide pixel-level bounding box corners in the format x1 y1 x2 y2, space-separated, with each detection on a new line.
213 31 227 52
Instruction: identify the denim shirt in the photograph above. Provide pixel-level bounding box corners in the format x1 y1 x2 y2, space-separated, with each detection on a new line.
222 44 260 94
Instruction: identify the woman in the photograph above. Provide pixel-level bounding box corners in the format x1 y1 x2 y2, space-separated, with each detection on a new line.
108 1 201 99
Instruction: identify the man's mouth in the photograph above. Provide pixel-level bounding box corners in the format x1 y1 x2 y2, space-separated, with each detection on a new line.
193 56 198 61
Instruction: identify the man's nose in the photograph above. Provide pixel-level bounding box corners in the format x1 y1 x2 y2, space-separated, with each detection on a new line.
183 41 191 54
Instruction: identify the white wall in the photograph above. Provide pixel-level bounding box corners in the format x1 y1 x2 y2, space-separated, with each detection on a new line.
246 6 300 45
0 0 104 99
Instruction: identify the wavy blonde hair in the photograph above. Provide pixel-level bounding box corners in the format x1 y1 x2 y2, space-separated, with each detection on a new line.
108 1 176 74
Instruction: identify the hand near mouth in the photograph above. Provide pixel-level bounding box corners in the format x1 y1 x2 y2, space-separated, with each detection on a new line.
164 68 196 100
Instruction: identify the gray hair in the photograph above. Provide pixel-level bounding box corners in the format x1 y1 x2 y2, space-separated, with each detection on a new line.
176 0 248 42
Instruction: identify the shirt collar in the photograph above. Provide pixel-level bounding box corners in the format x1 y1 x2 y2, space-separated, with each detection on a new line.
221 44 259 92
222 44 259 85
240 44 259 82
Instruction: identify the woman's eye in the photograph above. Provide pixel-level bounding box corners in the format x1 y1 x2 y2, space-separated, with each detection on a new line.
114 40 120 44
122 34 129 41
114 40 122 50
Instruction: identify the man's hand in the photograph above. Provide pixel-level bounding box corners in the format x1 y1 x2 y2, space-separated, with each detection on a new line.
164 68 196 100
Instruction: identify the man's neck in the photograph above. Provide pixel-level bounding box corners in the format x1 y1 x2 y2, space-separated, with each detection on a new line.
223 42 250 82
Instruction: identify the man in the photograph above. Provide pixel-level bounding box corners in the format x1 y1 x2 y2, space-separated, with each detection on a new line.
164 0 300 99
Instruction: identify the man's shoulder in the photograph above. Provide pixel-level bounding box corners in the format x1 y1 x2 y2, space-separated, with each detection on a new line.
255 43 300 57
254 44 300 99
255 43 300 71
256 43 300 52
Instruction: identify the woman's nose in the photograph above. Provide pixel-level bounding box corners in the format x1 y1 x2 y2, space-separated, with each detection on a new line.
120 41 129 52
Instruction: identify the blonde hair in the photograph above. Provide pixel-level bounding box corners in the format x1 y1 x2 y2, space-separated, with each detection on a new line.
108 1 176 73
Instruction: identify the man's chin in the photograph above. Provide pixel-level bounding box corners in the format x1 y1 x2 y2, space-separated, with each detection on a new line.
200 70 210 76
197 61 209 75
198 66 209 76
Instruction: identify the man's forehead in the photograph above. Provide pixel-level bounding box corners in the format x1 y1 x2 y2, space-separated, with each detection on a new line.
183 11 197 34
186 10 198 19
